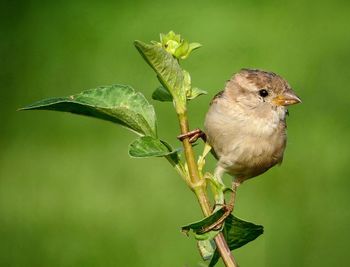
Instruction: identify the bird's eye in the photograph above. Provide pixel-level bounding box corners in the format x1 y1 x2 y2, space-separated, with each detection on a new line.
259 89 269 97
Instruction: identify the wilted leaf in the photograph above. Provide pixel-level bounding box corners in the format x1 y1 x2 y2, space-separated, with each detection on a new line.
20 85 157 137
129 136 177 158
209 215 264 266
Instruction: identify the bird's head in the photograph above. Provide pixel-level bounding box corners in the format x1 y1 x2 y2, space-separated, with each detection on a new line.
225 69 301 114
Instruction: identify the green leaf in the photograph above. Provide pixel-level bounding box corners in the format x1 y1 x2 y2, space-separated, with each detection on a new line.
205 173 231 206
20 85 157 137
187 87 208 100
152 85 207 102
129 136 176 158
189 42 202 52
198 239 216 261
183 70 192 97
158 31 201 60
181 42 202 59
182 208 226 241
134 40 187 113
160 31 181 51
209 215 264 266
152 86 173 102
174 40 189 59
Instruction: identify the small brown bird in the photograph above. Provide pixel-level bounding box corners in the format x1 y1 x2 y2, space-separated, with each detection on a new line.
204 69 301 184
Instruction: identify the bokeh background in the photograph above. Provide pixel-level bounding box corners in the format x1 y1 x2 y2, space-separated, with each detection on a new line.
1 0 349 266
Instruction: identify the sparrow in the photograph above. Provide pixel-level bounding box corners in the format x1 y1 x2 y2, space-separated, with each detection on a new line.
204 68 301 185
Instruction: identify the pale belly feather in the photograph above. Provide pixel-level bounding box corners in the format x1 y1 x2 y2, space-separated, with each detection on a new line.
205 99 287 181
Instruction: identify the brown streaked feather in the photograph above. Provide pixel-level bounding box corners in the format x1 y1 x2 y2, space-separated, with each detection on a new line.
204 68 298 183
210 90 224 105
239 68 291 93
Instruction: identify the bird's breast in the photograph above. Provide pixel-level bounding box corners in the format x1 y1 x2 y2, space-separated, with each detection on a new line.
204 101 287 180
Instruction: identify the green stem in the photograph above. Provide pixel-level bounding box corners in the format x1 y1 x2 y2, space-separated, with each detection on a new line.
177 112 237 267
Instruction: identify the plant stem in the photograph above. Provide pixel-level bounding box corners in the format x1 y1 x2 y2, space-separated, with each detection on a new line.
177 112 238 267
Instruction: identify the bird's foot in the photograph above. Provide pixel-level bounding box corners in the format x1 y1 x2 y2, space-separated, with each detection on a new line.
197 204 232 234
177 128 207 143
198 182 240 234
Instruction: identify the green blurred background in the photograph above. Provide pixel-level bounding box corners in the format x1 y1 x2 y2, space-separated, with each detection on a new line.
1 0 349 266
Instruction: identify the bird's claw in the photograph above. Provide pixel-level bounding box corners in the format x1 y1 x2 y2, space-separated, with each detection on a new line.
197 204 233 234
177 128 207 143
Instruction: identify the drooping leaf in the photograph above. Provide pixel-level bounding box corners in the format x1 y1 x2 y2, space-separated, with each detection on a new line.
129 136 177 158
134 40 187 113
20 85 157 137
152 86 173 102
209 215 264 266
182 207 226 241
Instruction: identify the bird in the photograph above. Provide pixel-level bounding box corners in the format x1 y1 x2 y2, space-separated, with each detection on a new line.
204 68 301 185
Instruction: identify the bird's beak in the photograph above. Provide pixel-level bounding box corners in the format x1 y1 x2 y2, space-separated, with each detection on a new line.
273 90 302 106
